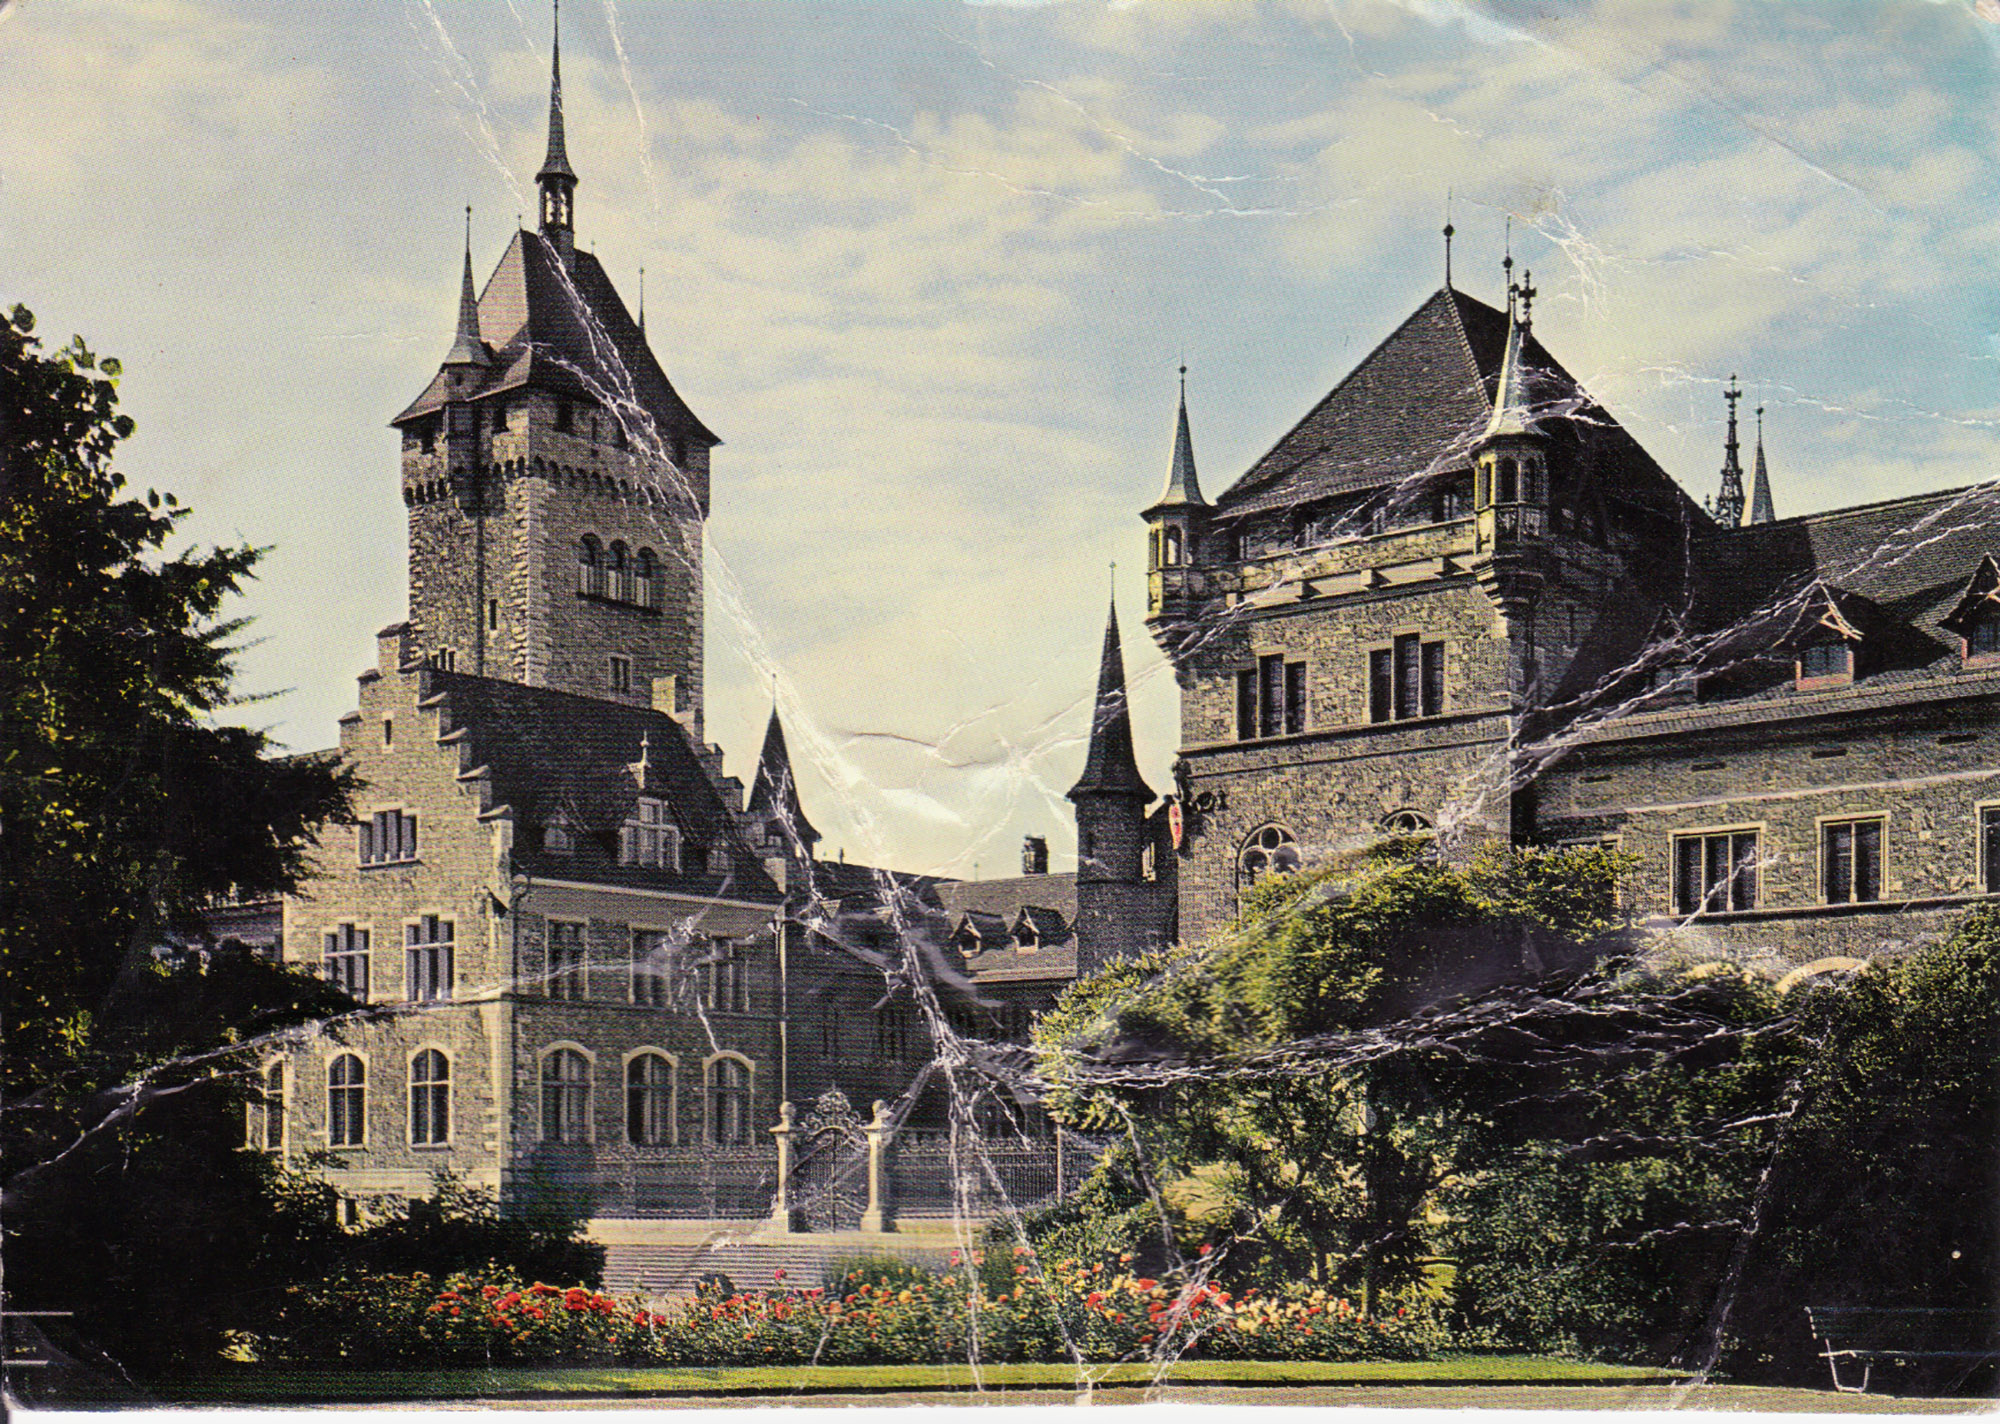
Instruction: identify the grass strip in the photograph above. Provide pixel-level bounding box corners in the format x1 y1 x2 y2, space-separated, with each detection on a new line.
161 1354 1682 1404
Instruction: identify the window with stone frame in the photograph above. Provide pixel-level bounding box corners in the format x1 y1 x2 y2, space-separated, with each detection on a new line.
359 809 418 866
631 929 672 1007
1984 807 2000 893
703 937 750 1014
409 1049 450 1146
708 1057 751 1146
246 1061 285 1150
404 915 454 1002
1369 634 1445 723
1672 829 1760 915
546 921 587 1000
577 535 605 596
323 924 370 999
1237 824 1301 890
626 1053 675 1146
1796 639 1855 687
1236 654 1307 740
541 1048 592 1143
327 1054 365 1148
1821 817 1884 905
609 654 633 694
620 798 680 870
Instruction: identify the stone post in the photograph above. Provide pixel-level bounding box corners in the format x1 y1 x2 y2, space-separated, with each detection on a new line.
859 1099 895 1234
768 1100 796 1234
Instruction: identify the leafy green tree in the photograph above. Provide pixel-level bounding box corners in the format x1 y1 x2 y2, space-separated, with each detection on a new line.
1036 840 1641 1305
0 303 357 1374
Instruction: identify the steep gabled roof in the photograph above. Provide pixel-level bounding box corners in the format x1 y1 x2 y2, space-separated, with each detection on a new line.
1216 286 1700 526
1068 600 1153 802
747 705 819 851
393 230 718 446
425 670 779 901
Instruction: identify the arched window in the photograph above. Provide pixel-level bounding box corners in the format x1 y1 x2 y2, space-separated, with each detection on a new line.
1164 526 1184 566
1237 824 1301 890
577 535 603 597
626 1053 675 1146
635 547 660 609
541 1048 592 1143
1381 809 1433 836
409 1049 450 1146
708 1057 751 1146
328 1054 365 1147
1497 457 1518 504
249 1061 286 1150
607 541 629 603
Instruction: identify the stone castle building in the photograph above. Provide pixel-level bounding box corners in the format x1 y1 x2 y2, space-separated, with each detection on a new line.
252 13 1170 1232
1141 259 2000 973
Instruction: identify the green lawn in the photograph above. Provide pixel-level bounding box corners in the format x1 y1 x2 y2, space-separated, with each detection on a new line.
160 1354 1679 1405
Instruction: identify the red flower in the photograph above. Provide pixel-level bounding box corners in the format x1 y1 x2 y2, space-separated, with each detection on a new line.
1197 1244 1212 1256
1135 1278 1158 1291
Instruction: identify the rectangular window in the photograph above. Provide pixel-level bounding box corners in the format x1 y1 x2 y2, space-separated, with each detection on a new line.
701 938 750 1014
1258 654 1285 738
1369 648 1393 724
1284 661 1307 735
382 717 393 748
487 598 499 632
1985 807 2000 893
404 915 454 1002
1970 617 2000 659
621 798 680 869
1394 633 1421 720
547 921 587 1000
360 809 418 866
1673 830 1760 914
1822 818 1883 905
632 929 672 1007
323 924 370 999
1239 656 1307 740
1372 636 1446 723
1798 642 1853 683
609 655 632 694
1421 640 1445 718
1236 670 1256 740
875 1002 915 1059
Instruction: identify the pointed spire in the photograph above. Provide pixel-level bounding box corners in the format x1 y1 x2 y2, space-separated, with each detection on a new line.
1748 403 1776 524
1153 364 1206 508
1712 376 1746 527
747 703 819 852
1442 190 1455 289
638 266 646 337
536 0 578 256
1067 599 1153 802
1481 292 1541 442
444 206 489 368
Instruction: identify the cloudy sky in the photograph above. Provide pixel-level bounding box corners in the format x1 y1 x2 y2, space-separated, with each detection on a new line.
8 0 2000 877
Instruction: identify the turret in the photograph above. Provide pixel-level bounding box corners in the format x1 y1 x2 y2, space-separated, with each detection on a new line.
1068 599 1158 972
1142 366 1209 636
1472 271 1550 562
747 703 819 866
441 209 490 511
1748 404 1777 525
536 0 578 265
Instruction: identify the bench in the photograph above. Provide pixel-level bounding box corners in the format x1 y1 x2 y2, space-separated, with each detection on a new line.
1804 1306 1999 1394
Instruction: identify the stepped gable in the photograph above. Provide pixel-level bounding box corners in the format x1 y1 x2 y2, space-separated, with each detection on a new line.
392 230 717 447
426 669 779 900
1218 286 1699 526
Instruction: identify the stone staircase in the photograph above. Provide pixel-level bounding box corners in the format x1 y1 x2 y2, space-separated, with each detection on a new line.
597 1225 966 1298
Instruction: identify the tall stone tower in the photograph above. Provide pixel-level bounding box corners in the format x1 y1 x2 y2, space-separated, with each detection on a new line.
391 2 718 726
1068 599 1167 973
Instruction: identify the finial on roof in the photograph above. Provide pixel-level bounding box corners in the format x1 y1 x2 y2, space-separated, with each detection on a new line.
1481 289 1542 444
1443 189 1455 289
1712 375 1747 527
1503 217 1515 317
638 266 646 335
1516 269 1536 329
1748 403 1776 525
1151 364 1206 509
444 206 489 369
536 0 578 258
1067 598 1153 803
628 729 655 789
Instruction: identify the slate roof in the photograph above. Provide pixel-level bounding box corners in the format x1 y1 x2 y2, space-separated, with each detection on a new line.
423 669 779 902
393 230 718 447
1558 482 2000 743
747 707 819 849
935 872 1078 926
1216 286 1701 528
1069 602 1154 801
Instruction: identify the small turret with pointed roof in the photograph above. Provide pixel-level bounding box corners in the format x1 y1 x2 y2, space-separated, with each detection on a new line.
1069 597 1153 803
443 207 490 372
1142 366 1210 630
1481 270 1542 442
537 0 579 263
748 702 819 856
1711 377 1747 527
1748 404 1776 525
1154 367 1205 510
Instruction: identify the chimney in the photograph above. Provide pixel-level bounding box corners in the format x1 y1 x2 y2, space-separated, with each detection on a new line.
1022 835 1049 877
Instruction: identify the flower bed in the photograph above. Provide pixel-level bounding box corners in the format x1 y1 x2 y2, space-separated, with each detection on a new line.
260 1248 1444 1368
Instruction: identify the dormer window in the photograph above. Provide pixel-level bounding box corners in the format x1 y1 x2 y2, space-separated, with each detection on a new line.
1796 640 1854 689
543 816 576 855
621 797 680 870
1967 612 2000 664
